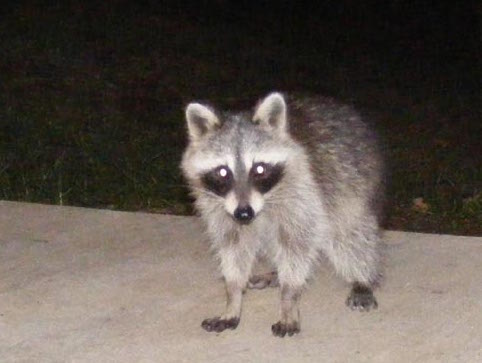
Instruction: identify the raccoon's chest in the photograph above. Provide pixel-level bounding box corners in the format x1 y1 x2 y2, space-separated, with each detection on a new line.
251 213 282 260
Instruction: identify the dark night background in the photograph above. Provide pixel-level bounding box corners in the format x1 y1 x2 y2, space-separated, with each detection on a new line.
0 1 480 235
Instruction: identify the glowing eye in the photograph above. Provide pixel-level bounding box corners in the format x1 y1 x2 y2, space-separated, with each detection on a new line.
219 167 228 177
256 165 265 175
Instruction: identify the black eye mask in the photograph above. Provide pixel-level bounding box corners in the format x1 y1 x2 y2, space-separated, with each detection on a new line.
201 165 233 196
249 162 285 194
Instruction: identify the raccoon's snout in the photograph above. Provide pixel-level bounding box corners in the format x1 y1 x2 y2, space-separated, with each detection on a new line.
233 205 255 224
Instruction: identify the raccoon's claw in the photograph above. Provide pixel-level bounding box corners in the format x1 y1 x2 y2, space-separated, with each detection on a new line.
201 317 240 333
271 321 300 337
248 271 279 289
346 283 378 311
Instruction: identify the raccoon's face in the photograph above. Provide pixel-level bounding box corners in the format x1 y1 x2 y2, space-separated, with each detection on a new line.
199 159 285 224
182 93 292 225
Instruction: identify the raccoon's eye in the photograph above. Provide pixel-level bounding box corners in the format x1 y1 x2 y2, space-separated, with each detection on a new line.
255 164 265 175
251 162 269 178
218 167 229 178
214 166 232 182
250 162 284 194
201 165 233 197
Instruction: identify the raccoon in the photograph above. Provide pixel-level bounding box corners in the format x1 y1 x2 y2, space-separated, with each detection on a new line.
181 92 384 337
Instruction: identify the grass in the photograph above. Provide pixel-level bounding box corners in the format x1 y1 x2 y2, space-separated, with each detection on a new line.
1 2 480 235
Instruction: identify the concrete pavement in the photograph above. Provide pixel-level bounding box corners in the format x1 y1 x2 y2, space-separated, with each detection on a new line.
0 201 481 362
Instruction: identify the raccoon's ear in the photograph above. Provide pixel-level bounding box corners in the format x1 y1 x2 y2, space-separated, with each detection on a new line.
252 92 287 133
185 103 220 141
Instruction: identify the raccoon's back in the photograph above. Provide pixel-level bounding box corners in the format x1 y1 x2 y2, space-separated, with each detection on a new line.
287 96 385 218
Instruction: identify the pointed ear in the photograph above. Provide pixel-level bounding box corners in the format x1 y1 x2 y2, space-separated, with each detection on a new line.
185 103 220 141
252 92 287 132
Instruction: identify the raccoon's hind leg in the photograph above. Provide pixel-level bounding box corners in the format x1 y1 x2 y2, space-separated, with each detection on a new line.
325 222 381 312
247 271 279 289
201 243 256 333
346 282 378 311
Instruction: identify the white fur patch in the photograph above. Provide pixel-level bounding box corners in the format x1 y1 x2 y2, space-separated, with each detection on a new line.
224 191 238 215
226 157 235 173
254 149 290 165
243 148 290 168
186 154 236 178
250 190 265 214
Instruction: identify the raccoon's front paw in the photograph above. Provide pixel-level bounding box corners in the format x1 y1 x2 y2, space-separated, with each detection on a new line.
201 316 240 333
271 321 300 337
346 283 378 312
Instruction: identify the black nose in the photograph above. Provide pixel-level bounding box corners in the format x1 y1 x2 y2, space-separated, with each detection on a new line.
233 205 255 224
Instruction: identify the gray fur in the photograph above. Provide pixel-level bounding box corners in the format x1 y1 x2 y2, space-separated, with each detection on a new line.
181 92 385 336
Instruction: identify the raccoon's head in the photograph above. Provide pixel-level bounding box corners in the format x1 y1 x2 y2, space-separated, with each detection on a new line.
181 93 297 225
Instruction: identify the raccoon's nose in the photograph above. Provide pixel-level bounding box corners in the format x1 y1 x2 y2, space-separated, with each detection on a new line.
233 205 255 224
